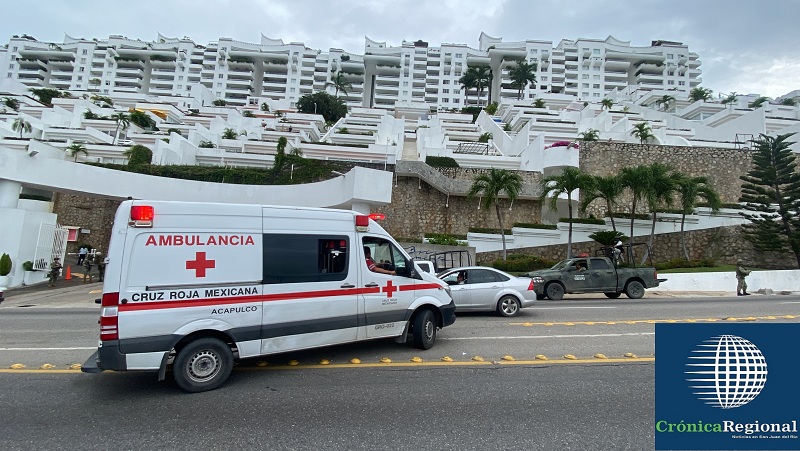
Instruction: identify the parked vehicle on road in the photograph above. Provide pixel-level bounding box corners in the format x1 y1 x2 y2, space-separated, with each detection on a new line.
526 254 661 300
438 266 536 317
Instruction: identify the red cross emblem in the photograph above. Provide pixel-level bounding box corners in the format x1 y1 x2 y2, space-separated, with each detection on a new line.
186 251 216 277
381 280 397 298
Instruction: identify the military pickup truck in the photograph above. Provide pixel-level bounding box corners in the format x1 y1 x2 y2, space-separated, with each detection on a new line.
525 256 661 300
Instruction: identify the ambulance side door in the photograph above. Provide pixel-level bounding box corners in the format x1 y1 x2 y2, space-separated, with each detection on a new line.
360 236 416 339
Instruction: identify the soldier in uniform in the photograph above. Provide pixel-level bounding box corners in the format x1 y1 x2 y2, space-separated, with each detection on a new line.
48 257 62 287
736 259 751 296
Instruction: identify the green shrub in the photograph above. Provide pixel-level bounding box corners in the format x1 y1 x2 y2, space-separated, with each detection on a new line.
478 132 492 143
425 156 460 168
588 230 628 246
512 222 557 230
22 261 34 271
424 233 468 241
559 217 606 225
611 212 650 220
468 227 512 235
0 253 12 276
654 258 716 270
485 102 499 115
425 234 464 246
461 106 482 121
492 254 554 272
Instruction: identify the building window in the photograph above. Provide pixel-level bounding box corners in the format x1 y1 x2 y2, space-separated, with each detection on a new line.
442 98 449 103
453 99 460 104
178 76 184 81
216 83 222 87
593 93 600 97
582 83 589 88
79 67 85 72
667 54 674 59
667 80 675 85
529 49 538 54
678 81 685 86
593 84 600 89
667 71 674 76
582 74 589 79
455 53 462 58
442 89 449 94
82 49 88 55
12 46 18 52
593 49 600 55
541 76 548 82
443 80 450 84
594 75 600 80
218 74 223 78
77 76 82 81
8 64 13 69
290 87 296 92
105 81 110 85
80 58 86 63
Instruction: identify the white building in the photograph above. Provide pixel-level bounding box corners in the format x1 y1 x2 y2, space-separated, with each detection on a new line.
1 33 703 111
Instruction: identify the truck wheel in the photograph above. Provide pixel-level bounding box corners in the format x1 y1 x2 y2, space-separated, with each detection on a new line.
173 337 234 393
545 283 565 301
604 292 621 299
536 294 547 300
411 309 437 350
497 296 521 317
625 281 645 299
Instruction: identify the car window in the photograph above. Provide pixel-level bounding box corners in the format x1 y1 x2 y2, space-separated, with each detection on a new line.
467 269 499 284
590 258 610 270
493 271 510 282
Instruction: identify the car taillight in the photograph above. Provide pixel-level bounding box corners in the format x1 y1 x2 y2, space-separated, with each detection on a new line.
527 280 534 291
99 292 119 341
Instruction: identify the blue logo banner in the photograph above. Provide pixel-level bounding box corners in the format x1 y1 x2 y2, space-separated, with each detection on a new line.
655 323 800 450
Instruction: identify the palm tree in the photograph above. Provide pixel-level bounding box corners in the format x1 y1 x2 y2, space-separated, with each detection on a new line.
675 176 722 260
508 61 537 100
12 117 31 138
129 110 156 130
66 143 88 162
578 128 600 142
780 97 798 106
540 167 594 258
619 165 651 248
533 99 546 108
630 122 654 144
640 163 679 262
110 112 130 145
468 169 523 260
654 95 675 111
459 71 477 106
748 96 771 109
600 98 614 110
470 66 491 105
325 71 353 97
580 175 623 232
221 128 239 140
721 92 738 107
689 87 713 102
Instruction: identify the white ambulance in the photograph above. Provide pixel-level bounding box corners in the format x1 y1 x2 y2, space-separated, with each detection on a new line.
82 200 456 392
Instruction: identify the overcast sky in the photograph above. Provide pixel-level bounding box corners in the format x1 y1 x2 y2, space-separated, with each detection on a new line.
4 0 798 98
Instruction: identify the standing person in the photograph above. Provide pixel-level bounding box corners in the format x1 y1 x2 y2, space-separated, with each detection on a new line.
83 254 94 283
48 257 62 288
77 247 88 266
736 259 751 296
96 252 107 283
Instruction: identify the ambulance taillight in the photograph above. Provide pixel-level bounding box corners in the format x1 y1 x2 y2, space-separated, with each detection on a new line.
368 213 385 220
130 205 154 228
99 292 120 341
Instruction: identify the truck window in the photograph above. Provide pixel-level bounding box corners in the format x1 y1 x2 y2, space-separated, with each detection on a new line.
590 258 611 270
362 237 409 277
263 234 349 284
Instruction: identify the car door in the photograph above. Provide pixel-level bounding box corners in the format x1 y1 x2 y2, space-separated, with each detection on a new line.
441 270 471 309
360 237 417 339
465 268 503 310
566 259 590 292
588 258 617 291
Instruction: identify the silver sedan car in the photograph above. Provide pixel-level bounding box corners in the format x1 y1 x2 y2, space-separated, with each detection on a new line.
437 266 536 317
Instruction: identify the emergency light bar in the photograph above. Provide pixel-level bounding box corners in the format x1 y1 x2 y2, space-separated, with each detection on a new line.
130 205 154 227
368 213 386 220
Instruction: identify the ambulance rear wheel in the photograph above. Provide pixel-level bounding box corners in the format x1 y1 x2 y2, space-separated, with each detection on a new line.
411 309 437 350
173 337 234 393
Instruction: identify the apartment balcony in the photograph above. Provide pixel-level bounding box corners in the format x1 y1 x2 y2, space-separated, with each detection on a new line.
17 59 47 70
50 69 74 78
227 70 254 80
225 85 252 95
17 69 47 80
115 79 143 89
262 85 287 94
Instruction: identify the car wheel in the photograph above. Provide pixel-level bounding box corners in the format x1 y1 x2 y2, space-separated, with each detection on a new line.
173 337 234 393
411 309 437 350
625 281 645 299
497 295 521 317
545 282 565 301
536 293 547 300
604 292 622 299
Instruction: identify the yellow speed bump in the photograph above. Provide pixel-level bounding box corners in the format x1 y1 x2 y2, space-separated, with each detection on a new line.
287 360 299 366
594 354 608 359
471 356 485 362
564 354 577 360
69 363 82 370
501 355 515 361
256 361 268 367
349 358 361 364
441 356 453 362
535 355 548 360
410 356 423 363
380 357 392 363
10 364 26 369
543 322 553 326
319 359 330 365
39 364 56 370
624 352 638 358
784 315 796 319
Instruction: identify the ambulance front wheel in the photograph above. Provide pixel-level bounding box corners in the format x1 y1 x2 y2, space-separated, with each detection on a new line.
411 309 437 350
173 337 234 393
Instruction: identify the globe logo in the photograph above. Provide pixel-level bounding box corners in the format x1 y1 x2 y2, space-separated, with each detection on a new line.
685 334 767 409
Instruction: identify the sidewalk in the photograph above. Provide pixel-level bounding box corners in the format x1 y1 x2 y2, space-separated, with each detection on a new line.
0 255 103 309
